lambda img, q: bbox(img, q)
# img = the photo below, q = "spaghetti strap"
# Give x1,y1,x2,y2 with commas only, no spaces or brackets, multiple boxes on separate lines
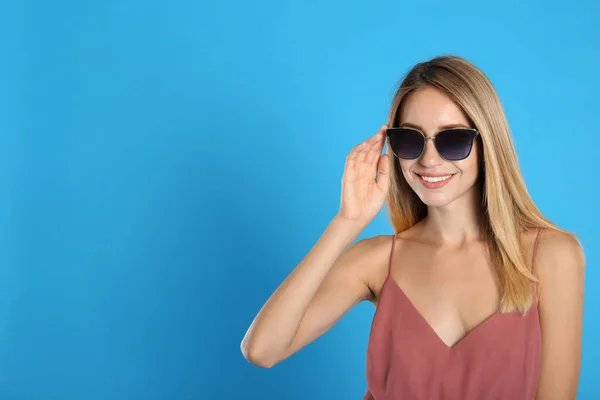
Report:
389,232,398,275
532,228,543,272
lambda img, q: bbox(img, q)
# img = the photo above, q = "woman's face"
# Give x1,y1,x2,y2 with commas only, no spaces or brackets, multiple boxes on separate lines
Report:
395,86,482,208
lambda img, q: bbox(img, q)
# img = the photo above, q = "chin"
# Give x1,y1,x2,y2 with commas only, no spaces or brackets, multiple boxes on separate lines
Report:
416,193,457,208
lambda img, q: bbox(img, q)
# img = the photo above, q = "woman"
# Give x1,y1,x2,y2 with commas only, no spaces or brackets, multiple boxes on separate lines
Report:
240,55,585,399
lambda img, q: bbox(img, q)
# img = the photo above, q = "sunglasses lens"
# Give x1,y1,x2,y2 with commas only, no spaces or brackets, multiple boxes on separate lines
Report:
435,129,477,160
388,128,424,159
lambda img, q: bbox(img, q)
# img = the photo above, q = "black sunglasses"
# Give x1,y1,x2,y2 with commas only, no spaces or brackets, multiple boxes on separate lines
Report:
386,127,480,161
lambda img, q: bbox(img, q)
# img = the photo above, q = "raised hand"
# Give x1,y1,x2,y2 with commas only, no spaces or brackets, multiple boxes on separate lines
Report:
337,124,390,226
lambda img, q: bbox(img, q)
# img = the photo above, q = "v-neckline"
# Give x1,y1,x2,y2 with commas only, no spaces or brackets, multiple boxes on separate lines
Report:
385,276,501,350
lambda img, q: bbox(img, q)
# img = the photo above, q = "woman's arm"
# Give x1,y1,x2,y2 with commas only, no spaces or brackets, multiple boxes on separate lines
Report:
241,220,389,368
240,125,390,368
535,230,586,400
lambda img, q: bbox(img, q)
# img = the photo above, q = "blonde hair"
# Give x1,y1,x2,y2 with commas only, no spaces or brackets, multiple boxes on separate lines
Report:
385,55,576,313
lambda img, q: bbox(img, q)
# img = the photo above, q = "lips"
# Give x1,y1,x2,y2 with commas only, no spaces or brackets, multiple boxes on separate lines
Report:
415,172,455,189
416,173,455,178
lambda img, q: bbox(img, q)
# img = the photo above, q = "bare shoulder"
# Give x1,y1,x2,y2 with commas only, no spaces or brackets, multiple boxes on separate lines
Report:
341,234,395,303
534,228,586,303
535,229,586,271
345,233,394,275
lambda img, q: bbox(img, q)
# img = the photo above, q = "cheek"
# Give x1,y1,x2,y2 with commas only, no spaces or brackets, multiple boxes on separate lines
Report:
454,156,480,181
399,160,416,181
459,144,482,176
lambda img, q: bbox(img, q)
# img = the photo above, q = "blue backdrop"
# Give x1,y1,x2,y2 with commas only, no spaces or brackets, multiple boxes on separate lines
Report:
1,0,598,399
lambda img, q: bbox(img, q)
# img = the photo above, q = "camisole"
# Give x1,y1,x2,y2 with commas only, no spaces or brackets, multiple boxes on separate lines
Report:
363,230,543,399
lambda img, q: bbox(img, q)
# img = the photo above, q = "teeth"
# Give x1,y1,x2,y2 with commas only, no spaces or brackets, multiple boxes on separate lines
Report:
420,175,452,183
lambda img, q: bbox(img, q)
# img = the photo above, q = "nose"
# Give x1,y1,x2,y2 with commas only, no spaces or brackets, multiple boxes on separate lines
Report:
419,137,443,167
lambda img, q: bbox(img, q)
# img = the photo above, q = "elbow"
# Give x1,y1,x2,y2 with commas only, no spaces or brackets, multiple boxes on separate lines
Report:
240,337,278,368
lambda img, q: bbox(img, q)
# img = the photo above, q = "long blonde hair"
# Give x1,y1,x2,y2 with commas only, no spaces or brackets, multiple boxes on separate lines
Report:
386,55,576,313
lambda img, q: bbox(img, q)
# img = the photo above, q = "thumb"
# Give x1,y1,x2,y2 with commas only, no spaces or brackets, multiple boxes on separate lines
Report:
377,153,390,192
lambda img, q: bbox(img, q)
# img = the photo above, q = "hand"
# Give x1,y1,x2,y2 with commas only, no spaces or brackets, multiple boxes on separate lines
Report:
337,125,390,225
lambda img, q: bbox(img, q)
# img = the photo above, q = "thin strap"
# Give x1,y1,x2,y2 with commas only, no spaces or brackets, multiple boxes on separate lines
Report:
389,232,397,275
532,228,543,272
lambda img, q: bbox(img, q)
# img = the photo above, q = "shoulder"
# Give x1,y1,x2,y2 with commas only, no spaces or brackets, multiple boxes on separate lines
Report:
345,234,395,274
344,234,395,302
535,229,585,273
351,233,394,250
534,228,585,304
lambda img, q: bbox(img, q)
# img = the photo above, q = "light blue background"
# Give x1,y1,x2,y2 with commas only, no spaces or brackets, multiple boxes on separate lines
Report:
1,0,598,399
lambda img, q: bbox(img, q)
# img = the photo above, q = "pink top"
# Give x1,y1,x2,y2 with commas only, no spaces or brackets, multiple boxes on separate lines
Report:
364,230,542,399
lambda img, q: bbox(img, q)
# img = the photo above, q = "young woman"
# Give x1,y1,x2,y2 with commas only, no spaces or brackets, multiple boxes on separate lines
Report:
240,55,585,399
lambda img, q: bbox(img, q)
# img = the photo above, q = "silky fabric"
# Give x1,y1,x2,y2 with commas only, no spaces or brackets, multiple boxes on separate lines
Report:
364,230,543,399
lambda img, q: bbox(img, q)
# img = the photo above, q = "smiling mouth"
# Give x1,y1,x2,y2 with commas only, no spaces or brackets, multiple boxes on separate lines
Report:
416,174,454,183
414,173,456,189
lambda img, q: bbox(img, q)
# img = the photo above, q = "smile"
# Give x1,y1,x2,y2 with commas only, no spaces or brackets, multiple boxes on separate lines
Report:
416,173,455,189
419,175,452,182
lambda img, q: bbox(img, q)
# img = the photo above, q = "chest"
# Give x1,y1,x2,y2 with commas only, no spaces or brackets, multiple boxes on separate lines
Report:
380,244,502,348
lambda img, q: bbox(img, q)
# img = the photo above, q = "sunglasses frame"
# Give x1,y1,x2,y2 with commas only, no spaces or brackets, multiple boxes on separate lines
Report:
385,126,480,161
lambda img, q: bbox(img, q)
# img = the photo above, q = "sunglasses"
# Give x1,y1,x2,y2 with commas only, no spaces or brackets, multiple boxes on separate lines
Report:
386,127,480,161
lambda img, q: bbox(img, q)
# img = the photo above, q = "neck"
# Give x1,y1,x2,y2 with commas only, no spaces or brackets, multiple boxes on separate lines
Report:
420,183,484,247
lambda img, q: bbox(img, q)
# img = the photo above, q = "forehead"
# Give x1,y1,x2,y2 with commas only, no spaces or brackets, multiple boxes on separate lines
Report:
399,86,470,131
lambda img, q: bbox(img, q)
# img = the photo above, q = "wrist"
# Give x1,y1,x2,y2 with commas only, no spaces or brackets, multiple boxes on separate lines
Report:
331,214,369,234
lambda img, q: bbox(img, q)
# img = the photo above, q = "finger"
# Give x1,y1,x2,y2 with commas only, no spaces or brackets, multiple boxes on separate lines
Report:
366,126,385,141
354,125,384,155
376,153,390,192
348,126,385,171
355,138,370,165
364,143,382,168
343,158,355,182
367,125,387,145
347,141,363,162
365,129,386,166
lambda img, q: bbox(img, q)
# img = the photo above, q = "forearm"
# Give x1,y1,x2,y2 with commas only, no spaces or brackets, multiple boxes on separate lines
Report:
241,216,364,366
